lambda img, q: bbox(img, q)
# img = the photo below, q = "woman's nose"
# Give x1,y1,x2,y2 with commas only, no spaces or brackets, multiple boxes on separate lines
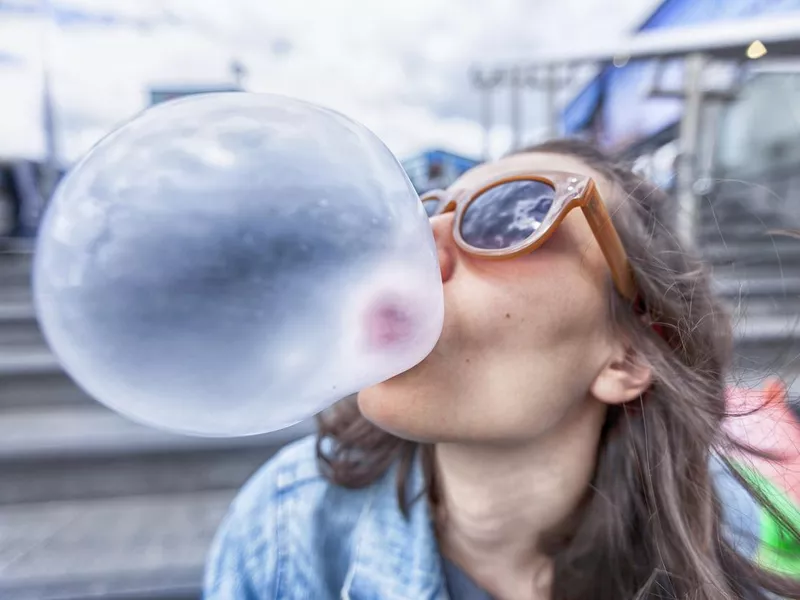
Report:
429,213,456,284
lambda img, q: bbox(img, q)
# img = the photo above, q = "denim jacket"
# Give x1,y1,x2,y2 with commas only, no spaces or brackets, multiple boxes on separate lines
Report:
203,435,760,600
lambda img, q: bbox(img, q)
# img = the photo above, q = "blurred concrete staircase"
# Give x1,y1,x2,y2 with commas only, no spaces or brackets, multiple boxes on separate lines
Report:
698,185,800,394
0,240,315,600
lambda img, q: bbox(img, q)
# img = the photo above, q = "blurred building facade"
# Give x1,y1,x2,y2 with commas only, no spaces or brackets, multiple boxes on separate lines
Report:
563,0,800,206
557,0,800,371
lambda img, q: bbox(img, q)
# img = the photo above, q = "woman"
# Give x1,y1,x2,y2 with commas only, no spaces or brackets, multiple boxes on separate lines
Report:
204,139,800,599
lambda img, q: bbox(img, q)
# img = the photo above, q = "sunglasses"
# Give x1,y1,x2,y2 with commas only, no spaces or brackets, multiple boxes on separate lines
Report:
420,170,637,302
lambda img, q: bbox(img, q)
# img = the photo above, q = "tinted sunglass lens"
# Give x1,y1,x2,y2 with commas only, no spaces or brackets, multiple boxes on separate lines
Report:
460,180,555,250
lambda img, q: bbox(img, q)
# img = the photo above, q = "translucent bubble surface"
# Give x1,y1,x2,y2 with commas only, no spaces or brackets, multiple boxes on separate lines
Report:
33,93,444,436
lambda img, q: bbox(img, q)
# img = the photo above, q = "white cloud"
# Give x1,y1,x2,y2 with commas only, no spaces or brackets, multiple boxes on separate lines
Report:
0,0,656,164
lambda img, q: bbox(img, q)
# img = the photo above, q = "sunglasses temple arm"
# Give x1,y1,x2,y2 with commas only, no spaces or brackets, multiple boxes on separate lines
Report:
582,191,638,302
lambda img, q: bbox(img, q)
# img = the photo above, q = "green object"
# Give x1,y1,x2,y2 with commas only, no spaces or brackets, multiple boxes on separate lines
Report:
734,463,800,577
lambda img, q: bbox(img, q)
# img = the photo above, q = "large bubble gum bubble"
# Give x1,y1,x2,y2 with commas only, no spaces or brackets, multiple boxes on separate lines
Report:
33,93,444,437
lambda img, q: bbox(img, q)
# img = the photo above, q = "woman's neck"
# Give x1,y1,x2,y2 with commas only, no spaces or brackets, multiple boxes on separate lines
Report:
432,397,606,600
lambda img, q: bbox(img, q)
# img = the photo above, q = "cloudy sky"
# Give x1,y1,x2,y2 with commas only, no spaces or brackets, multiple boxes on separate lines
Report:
0,0,657,165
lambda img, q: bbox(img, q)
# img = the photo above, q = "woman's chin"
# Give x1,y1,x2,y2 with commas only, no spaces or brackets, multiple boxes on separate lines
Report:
356,381,434,443
356,342,451,441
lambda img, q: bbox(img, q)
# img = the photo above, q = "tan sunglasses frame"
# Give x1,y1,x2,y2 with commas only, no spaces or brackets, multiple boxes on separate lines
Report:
420,170,637,302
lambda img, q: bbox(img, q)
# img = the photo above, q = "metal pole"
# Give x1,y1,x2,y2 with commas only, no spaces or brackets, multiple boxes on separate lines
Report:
696,101,721,193
525,65,565,143
479,87,492,161
675,52,707,249
509,66,522,152
545,65,559,139
40,0,60,208
470,67,503,161
230,59,247,89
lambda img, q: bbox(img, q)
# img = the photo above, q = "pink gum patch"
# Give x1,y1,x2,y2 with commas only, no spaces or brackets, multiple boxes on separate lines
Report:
364,296,415,350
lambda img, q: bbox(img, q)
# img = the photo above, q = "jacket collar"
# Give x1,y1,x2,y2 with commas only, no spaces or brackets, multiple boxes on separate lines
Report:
342,452,448,600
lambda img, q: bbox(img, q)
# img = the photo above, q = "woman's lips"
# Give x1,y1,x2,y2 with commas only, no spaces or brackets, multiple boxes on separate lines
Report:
364,295,415,350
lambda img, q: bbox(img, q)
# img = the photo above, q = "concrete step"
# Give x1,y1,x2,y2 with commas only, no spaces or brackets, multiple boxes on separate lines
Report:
0,405,315,462
0,283,32,306
697,203,787,224
733,313,800,342
698,223,800,246
697,208,787,227
0,368,94,410
0,490,233,600
713,274,800,316
0,302,44,348
731,313,800,377
724,295,800,319
703,239,800,267
0,252,33,288
699,188,798,215
0,442,279,507
698,202,789,224
714,273,800,296
0,348,94,410
0,237,35,253
711,259,800,283
0,405,316,504
0,347,60,377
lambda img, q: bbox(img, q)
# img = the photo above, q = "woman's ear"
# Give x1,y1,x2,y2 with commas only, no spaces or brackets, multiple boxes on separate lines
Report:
590,342,653,405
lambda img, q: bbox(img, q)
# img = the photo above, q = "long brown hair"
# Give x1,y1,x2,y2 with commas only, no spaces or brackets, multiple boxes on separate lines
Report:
316,139,800,599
